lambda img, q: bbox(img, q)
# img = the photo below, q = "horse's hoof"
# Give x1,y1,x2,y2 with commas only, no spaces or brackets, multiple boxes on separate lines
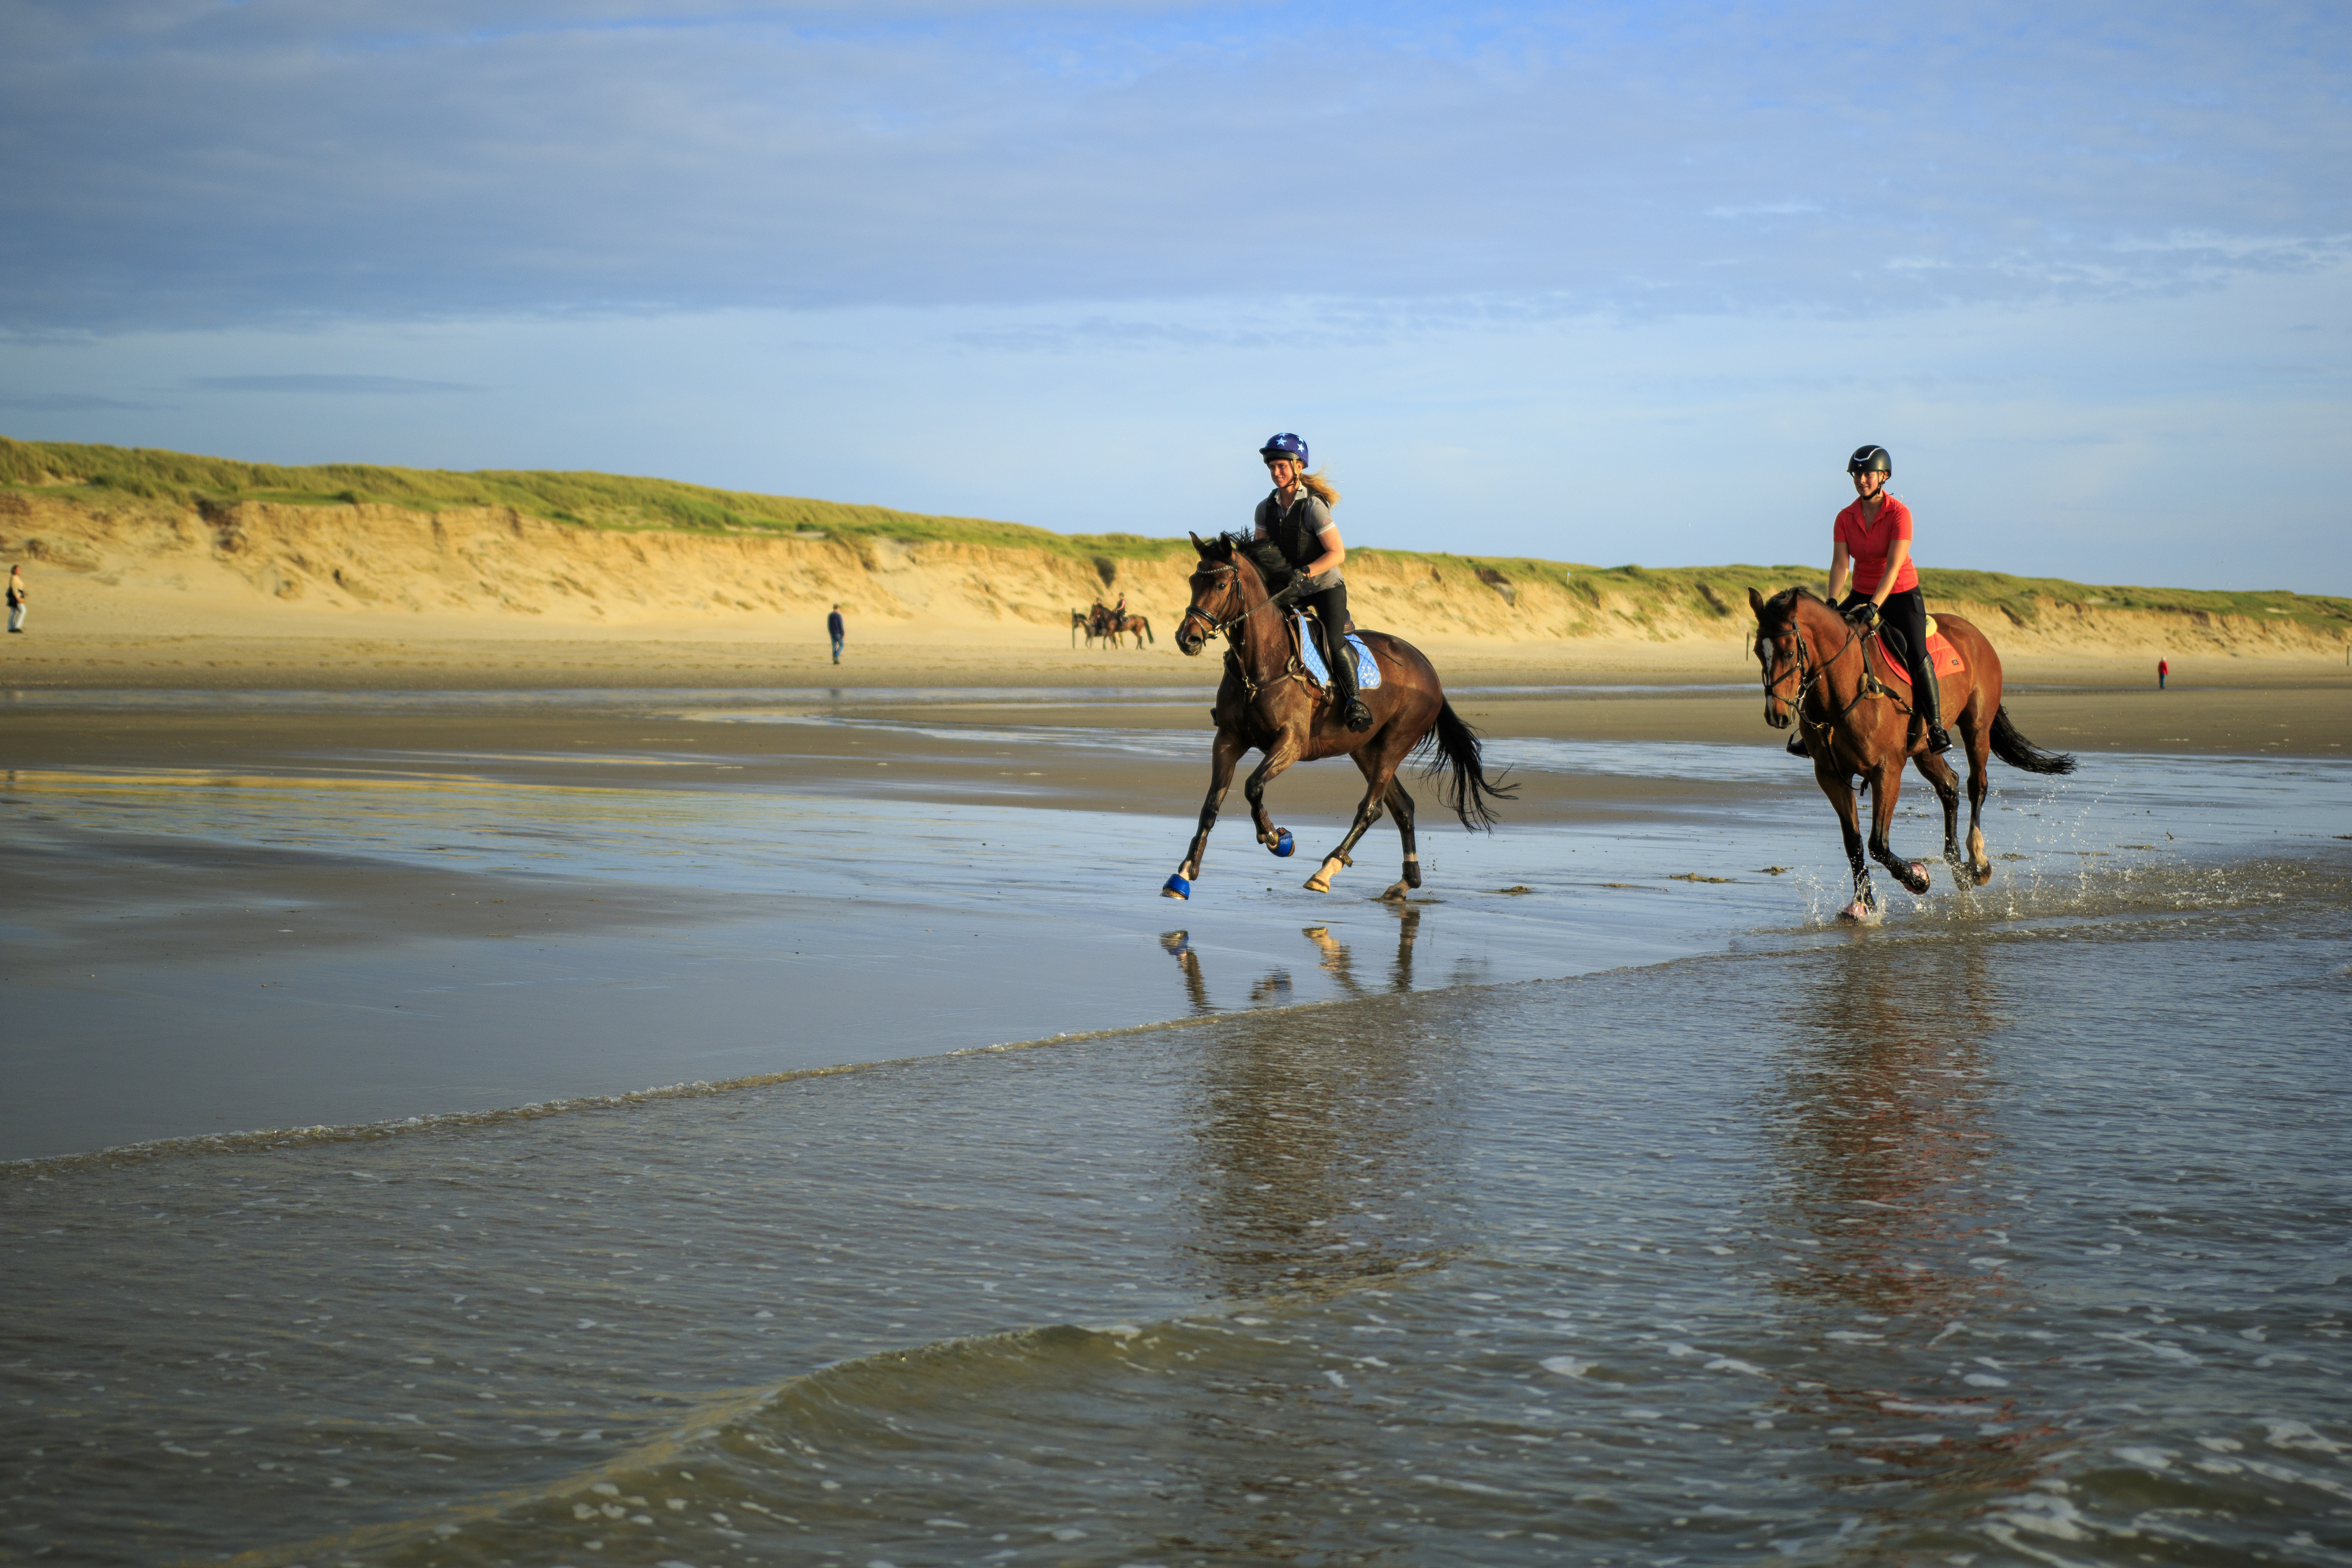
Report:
1838,900,1873,923
1908,861,1930,889
1162,874,1191,900
1269,828,1295,858
1381,881,1411,902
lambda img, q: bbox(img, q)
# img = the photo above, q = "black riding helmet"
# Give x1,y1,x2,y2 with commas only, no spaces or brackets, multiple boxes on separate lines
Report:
1847,444,1892,476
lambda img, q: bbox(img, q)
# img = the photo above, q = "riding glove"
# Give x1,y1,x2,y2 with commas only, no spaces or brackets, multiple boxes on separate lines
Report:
1845,601,1882,631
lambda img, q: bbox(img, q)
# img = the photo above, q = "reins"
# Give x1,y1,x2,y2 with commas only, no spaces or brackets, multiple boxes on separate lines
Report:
1769,605,1913,751
1181,560,1309,703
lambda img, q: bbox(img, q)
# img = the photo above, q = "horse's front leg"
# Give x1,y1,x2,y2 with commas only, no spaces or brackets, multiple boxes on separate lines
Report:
1865,762,1932,895
1164,729,1247,899
1914,750,1966,878
1243,732,1305,857
1817,766,1875,919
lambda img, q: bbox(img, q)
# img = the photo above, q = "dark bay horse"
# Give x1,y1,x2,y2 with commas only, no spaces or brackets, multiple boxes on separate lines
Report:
1166,532,1513,900
1749,585,2075,921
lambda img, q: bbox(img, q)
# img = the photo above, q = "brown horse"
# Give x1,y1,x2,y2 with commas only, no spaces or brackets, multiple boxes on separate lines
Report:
1110,613,1154,649
1165,532,1512,900
1748,585,2075,921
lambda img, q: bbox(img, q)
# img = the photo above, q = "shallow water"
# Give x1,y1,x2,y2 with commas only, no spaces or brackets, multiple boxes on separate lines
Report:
4,692,2349,1563
4,850,2347,1566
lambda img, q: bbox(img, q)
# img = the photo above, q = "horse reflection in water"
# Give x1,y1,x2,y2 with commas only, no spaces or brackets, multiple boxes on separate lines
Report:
1755,932,2071,1519
1158,909,1424,1017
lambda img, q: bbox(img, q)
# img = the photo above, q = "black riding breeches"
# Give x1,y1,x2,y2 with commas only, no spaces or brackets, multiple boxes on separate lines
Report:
1297,582,1359,707
1841,586,1936,714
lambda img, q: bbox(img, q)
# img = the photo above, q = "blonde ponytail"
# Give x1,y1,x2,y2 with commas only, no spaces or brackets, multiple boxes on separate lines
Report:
1301,469,1341,508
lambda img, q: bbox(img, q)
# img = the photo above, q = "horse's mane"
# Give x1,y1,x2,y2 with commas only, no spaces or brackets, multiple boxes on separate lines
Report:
1209,531,1300,591
1759,585,1823,624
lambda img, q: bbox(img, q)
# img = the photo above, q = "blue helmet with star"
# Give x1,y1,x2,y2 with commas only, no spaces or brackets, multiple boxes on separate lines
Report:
1259,432,1309,468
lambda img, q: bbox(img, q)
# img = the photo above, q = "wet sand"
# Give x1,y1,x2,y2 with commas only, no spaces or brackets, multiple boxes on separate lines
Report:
5,677,2348,1160
6,626,2351,705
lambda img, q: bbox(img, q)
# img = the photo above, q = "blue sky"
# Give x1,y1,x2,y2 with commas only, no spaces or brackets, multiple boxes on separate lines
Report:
3,1,2347,588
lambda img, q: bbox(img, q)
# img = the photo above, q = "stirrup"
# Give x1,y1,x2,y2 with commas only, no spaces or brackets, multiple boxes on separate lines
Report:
1786,732,1809,757
1926,725,1954,755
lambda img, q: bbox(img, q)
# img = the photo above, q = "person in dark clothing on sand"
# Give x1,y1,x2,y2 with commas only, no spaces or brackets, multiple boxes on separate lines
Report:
827,604,845,665
1252,432,1371,732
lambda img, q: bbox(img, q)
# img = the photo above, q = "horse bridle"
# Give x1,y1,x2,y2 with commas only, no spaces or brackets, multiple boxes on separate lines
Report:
1761,610,1880,739
1178,560,1283,641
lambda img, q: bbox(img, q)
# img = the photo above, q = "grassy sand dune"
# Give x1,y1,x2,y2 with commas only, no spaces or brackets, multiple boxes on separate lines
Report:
4,436,2347,679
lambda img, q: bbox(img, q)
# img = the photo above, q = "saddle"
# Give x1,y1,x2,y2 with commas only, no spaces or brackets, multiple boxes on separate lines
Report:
1286,609,1381,693
1870,615,1965,690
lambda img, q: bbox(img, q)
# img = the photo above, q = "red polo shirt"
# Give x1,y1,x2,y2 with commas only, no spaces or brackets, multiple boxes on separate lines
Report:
1835,495,1918,595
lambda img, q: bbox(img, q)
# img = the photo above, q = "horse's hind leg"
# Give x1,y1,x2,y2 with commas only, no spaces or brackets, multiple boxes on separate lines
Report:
1380,775,1420,901
1915,750,1966,876
1865,762,1932,895
1165,729,1246,898
1308,742,1403,894
1962,717,1994,885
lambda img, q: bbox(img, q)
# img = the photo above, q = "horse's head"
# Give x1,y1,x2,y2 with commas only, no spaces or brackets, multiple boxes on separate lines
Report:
1748,585,1815,730
1175,531,1257,655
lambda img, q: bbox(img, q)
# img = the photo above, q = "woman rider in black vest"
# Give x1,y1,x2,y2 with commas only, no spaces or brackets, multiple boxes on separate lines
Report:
1254,432,1372,732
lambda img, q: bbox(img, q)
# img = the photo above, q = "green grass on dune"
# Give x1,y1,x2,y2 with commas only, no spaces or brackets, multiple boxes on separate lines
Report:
4,435,2347,630
0,434,1193,567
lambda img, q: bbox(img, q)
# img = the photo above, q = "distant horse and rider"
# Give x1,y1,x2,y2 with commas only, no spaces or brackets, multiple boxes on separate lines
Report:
1072,597,1154,651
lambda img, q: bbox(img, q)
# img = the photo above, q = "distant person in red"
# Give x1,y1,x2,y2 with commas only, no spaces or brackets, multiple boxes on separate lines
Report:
1788,445,1950,757
2158,658,2168,690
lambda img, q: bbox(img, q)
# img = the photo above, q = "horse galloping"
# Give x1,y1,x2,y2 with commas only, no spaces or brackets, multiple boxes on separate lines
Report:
1165,532,1513,900
1748,585,2074,921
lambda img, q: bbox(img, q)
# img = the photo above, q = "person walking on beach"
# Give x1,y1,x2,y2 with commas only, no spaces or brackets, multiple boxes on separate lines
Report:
1788,444,1951,757
827,603,845,665
1253,432,1371,731
5,564,24,634
2158,658,2168,690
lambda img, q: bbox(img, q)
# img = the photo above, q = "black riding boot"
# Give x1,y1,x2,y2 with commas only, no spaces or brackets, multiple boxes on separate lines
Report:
1302,589,1372,732
1786,731,1809,757
1325,628,1372,731
1919,691,1957,757
1919,679,1953,754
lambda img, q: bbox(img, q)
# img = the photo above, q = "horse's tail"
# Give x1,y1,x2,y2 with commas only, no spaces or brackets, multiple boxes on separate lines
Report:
1416,698,1517,830
1140,616,1154,645
1989,705,2076,775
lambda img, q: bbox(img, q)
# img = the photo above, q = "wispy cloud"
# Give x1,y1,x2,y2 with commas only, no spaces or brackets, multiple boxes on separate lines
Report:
0,391,172,412
2,2,2344,331
189,374,483,395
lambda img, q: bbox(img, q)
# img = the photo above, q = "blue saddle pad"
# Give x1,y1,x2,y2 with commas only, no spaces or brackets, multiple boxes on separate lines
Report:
1291,613,1381,692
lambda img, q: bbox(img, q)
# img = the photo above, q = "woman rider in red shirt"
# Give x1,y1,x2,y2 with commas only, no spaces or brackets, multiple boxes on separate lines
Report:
1789,444,1953,757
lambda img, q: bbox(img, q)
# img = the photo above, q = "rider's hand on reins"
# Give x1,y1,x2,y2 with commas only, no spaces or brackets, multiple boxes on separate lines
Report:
1845,601,1881,631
